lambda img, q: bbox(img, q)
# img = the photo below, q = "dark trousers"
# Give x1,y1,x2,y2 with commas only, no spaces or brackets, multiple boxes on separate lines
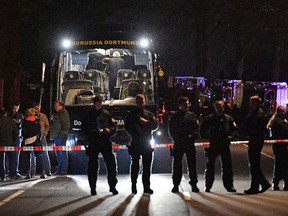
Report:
172,144,198,186
0,152,14,179
272,143,288,184
21,150,44,174
248,140,269,189
205,145,234,189
130,151,153,189
87,150,118,190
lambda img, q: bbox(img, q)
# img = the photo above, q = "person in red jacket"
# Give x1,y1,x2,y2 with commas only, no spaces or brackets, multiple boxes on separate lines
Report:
21,108,45,179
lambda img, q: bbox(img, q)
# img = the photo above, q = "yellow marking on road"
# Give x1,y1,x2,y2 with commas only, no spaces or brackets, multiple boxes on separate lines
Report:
0,178,47,207
0,190,25,207
26,179,42,188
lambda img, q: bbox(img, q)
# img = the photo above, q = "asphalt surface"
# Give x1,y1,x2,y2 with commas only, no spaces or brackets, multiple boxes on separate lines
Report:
1,144,288,216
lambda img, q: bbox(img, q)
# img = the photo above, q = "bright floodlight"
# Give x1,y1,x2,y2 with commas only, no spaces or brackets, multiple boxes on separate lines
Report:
140,38,149,48
62,39,71,48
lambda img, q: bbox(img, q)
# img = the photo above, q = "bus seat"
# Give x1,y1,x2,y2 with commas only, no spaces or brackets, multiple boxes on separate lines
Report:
64,89,84,105
64,71,83,81
120,80,144,99
84,70,102,86
75,90,95,104
136,69,151,80
62,80,94,105
116,69,134,87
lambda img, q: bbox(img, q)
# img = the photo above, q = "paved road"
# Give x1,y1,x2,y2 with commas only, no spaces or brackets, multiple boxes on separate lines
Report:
1,143,288,216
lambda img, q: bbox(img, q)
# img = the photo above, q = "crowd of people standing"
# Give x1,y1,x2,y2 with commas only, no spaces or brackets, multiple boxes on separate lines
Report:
1,93,288,197
0,100,70,181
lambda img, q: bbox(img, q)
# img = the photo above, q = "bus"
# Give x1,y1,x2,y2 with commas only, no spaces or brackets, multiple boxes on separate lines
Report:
48,33,168,173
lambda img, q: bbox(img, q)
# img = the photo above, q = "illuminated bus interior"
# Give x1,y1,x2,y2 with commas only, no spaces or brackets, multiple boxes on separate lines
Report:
58,48,155,107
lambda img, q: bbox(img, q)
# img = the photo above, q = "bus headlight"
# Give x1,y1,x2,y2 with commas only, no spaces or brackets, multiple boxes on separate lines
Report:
140,38,149,48
62,39,72,49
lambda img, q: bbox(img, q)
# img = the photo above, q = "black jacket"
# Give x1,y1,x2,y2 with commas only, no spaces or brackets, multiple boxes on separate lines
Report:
125,107,158,153
82,108,116,149
0,116,18,146
169,110,199,145
201,113,236,146
268,116,288,139
22,116,41,144
245,108,268,141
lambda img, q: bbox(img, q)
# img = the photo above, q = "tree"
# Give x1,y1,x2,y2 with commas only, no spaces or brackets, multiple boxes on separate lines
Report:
0,0,25,106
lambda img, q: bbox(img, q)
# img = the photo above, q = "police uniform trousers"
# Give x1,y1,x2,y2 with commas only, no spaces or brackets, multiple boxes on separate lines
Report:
248,139,270,189
205,145,234,190
172,143,198,186
87,148,118,191
130,151,153,189
272,143,288,184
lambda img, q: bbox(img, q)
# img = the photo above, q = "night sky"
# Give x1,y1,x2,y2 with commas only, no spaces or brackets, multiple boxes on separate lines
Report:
2,0,288,83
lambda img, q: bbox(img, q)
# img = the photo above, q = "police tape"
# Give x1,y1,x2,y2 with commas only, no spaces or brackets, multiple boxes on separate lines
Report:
0,139,288,151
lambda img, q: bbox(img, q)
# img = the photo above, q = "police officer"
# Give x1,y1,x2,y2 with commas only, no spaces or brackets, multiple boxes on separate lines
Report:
169,97,200,193
125,94,158,194
201,100,237,193
267,106,288,190
244,95,271,194
82,96,118,196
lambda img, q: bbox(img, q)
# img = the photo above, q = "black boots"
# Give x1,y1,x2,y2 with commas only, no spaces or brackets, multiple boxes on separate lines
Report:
244,187,259,194
192,185,200,193
144,187,154,194
225,186,237,192
132,184,137,194
260,181,271,193
171,185,179,193
273,181,288,191
132,183,153,194
272,183,280,191
91,188,97,196
171,185,200,193
110,187,118,195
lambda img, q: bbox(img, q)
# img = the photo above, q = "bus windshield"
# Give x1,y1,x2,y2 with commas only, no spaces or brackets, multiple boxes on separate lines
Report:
57,47,155,107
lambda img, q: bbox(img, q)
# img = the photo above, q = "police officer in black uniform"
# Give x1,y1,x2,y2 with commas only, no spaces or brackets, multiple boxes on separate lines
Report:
201,100,237,193
169,97,200,193
267,106,288,190
244,95,271,194
125,94,158,194
82,96,118,196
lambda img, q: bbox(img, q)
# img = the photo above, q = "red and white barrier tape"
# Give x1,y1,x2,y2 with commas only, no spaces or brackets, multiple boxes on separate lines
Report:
0,139,287,151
